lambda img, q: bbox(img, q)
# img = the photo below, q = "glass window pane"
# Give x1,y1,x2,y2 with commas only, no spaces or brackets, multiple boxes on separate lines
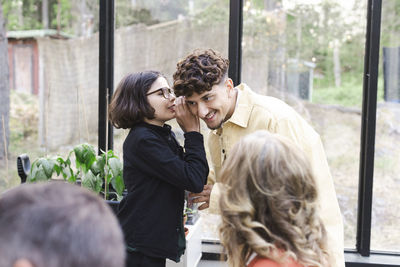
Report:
371,0,400,252
242,0,367,249
113,0,230,156
1,1,99,192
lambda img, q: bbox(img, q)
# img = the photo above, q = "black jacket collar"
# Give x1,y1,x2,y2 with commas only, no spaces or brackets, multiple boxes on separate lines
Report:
135,121,172,136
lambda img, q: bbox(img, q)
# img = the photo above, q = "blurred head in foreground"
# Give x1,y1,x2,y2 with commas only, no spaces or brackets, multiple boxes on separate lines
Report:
0,182,125,267
219,130,328,267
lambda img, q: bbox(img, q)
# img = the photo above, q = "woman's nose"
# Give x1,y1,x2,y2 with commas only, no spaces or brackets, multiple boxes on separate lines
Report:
169,92,176,101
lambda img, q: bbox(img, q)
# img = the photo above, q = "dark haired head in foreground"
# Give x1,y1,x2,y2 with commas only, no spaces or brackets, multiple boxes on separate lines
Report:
0,182,125,267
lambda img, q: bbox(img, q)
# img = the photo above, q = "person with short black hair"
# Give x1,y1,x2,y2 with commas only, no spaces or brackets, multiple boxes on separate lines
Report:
109,71,208,267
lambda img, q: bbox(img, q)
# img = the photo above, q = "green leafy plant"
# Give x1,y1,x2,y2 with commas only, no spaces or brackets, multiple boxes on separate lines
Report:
27,143,125,200
184,207,196,218
183,197,199,225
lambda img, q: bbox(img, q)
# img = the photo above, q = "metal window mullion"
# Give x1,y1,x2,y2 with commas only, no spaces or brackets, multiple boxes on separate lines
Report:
98,0,114,154
357,0,382,256
228,0,243,86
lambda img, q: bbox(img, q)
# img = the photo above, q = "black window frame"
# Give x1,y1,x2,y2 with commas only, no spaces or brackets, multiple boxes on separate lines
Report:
98,0,400,265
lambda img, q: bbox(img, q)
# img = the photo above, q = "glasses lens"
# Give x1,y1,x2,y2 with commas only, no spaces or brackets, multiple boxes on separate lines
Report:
162,88,173,99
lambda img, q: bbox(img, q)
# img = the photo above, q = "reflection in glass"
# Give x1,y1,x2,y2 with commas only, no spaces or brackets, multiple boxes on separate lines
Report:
2,2,101,193
113,0,230,155
242,0,368,249
371,0,400,252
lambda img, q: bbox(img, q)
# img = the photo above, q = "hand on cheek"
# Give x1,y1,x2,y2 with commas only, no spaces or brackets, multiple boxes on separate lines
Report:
175,97,200,133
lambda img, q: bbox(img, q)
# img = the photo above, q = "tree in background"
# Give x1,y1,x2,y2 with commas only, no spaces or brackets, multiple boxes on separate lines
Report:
1,0,192,36
129,0,188,22
0,0,9,160
381,0,400,47
2,0,79,35
285,0,366,88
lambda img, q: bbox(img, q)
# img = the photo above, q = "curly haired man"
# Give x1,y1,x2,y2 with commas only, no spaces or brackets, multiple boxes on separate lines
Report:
173,49,345,267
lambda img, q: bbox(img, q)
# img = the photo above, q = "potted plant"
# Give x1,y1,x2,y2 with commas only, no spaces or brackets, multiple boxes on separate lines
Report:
184,191,200,226
23,143,125,213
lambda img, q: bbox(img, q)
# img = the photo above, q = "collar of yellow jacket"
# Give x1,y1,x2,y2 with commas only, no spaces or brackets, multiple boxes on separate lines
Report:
225,83,253,128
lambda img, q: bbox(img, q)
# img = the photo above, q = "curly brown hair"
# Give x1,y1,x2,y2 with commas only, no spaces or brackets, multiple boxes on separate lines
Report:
173,49,229,97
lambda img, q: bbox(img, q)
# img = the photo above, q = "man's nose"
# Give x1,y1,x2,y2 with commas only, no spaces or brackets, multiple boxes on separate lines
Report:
197,103,209,118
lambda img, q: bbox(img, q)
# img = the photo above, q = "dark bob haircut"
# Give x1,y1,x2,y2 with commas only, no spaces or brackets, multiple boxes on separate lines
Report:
173,49,229,97
109,71,164,129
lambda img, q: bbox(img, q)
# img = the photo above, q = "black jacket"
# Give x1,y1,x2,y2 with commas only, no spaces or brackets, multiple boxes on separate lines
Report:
117,122,208,261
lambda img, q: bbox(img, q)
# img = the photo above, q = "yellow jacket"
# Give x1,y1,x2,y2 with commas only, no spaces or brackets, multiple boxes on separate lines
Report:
207,83,344,267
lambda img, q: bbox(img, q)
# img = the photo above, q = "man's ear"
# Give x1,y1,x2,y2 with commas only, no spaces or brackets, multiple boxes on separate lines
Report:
225,78,234,90
13,259,34,267
225,78,235,98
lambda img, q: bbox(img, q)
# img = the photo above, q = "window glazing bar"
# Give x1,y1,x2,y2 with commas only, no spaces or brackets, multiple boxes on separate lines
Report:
98,0,114,154
228,0,243,86
357,0,382,256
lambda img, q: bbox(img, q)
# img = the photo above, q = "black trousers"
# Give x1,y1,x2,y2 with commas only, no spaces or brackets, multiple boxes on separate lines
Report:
126,251,166,267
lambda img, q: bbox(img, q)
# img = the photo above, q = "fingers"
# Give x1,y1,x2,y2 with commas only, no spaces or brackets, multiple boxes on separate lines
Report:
189,184,212,198
188,184,211,210
189,192,200,198
189,191,207,198
204,184,213,191
175,96,186,114
191,196,209,203
198,202,209,210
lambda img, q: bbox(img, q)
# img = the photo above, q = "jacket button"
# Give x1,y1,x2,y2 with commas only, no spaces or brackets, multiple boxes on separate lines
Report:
176,228,180,232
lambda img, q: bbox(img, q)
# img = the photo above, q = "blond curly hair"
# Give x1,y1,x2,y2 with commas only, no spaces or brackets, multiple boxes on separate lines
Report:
219,131,328,267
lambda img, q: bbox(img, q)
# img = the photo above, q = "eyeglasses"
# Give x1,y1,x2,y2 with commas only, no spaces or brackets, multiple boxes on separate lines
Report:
146,87,175,99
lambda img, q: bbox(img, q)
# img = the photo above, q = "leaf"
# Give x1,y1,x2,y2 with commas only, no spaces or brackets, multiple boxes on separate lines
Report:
75,160,81,169
67,171,76,183
81,170,103,194
94,175,103,193
56,157,64,164
74,144,96,174
105,173,112,185
74,144,85,165
62,166,72,179
111,173,125,197
27,160,39,182
107,150,115,158
39,158,56,179
35,166,49,182
91,156,105,176
83,146,96,169
53,164,62,176
108,157,122,178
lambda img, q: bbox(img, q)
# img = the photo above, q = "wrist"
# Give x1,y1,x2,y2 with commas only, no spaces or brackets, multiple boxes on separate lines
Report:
185,126,200,133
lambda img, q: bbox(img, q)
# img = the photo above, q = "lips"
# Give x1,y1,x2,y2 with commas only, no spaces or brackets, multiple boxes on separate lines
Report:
205,111,216,121
168,105,175,112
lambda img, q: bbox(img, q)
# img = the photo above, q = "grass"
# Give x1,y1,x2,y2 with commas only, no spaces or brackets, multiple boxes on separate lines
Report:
312,73,385,107
0,92,44,193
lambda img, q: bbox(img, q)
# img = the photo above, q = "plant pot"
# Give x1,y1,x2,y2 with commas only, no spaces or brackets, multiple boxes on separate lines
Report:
184,227,189,237
183,214,188,226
